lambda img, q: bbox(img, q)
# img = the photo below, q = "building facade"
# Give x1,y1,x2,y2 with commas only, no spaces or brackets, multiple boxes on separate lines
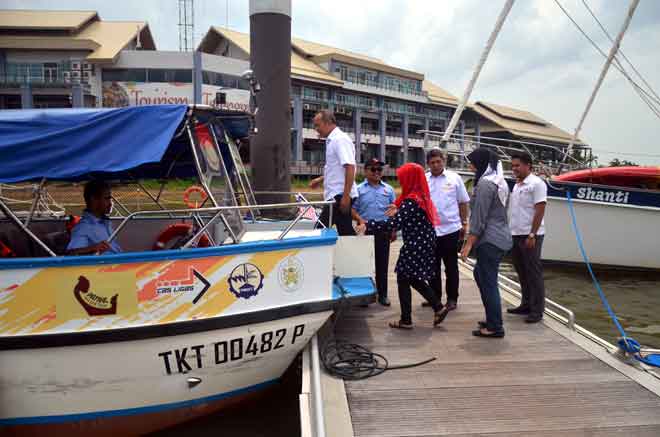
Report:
1,10,589,172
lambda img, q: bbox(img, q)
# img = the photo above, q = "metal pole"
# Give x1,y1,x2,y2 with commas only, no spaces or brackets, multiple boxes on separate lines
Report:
563,0,640,162
249,0,292,211
439,0,515,146
310,334,326,437
24,178,46,228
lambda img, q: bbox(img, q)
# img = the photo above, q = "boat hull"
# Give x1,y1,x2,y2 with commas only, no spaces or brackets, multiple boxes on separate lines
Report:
542,182,660,270
0,310,331,436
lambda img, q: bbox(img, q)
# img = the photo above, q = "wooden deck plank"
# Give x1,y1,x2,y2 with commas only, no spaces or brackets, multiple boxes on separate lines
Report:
337,242,660,437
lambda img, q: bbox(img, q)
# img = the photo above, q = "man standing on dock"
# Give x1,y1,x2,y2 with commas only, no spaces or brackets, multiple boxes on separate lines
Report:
310,110,358,235
423,148,470,319
508,152,547,323
353,158,397,306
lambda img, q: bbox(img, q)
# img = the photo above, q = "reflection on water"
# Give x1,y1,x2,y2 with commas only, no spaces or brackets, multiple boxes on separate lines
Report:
502,263,660,349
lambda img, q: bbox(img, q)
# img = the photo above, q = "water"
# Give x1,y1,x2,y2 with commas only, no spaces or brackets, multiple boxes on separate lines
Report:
502,263,660,349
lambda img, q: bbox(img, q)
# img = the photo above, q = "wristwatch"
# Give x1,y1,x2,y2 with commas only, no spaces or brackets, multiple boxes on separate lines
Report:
528,233,536,239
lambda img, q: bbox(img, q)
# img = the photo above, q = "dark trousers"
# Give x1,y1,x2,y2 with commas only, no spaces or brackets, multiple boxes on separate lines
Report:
397,273,439,325
371,229,391,300
473,243,506,333
429,230,460,305
511,235,545,317
318,194,356,236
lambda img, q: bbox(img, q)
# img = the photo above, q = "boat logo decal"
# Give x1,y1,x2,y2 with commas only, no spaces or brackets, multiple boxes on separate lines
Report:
228,263,264,299
278,256,304,293
73,275,118,316
155,268,211,304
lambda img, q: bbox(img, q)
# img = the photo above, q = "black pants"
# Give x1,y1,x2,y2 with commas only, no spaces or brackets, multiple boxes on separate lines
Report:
397,274,439,325
318,194,356,236
511,235,545,318
371,229,391,300
429,230,460,305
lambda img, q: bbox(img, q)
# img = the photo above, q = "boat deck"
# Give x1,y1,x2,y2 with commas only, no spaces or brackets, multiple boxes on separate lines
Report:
333,244,660,436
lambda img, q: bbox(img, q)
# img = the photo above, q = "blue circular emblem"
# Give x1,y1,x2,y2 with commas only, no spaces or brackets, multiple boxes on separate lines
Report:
228,263,264,299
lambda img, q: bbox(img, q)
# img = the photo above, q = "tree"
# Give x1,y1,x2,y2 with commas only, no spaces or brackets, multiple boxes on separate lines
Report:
608,158,638,167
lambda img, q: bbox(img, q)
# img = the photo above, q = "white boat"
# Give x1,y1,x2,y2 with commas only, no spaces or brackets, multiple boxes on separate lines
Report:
0,105,374,435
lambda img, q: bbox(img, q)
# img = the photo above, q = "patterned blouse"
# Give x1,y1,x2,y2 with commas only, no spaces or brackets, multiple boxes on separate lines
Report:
367,199,437,281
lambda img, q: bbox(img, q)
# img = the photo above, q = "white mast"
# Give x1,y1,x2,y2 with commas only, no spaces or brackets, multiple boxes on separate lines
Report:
439,0,516,146
563,0,640,163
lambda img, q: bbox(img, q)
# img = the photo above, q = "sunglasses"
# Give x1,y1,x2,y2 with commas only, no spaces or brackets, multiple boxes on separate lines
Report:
369,167,383,172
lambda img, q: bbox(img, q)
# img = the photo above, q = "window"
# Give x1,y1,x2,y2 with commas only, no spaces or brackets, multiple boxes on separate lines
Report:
43,63,58,83
147,69,192,83
102,69,147,82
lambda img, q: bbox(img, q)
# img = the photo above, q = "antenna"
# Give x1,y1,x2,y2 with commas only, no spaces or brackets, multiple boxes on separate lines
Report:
178,0,195,51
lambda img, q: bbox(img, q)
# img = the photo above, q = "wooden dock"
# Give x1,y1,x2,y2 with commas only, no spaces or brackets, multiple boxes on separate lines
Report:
331,244,660,436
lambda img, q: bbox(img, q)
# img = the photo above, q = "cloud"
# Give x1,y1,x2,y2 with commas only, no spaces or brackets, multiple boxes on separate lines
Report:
6,0,660,163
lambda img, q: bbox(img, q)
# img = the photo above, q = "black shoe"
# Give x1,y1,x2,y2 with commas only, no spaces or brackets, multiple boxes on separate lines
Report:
445,300,457,311
525,315,543,324
507,306,530,315
378,297,391,307
422,299,442,308
472,328,505,338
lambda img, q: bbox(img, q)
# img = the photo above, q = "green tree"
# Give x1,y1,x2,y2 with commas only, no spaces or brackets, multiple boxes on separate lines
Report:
608,158,638,167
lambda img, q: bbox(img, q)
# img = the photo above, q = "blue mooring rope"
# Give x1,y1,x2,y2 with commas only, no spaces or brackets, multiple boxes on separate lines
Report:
565,191,659,366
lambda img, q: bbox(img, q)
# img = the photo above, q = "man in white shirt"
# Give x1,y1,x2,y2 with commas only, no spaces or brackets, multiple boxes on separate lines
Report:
309,110,358,235
507,152,547,323
422,149,470,320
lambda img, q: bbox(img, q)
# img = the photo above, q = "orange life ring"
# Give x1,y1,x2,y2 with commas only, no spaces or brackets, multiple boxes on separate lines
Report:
0,241,15,258
153,223,211,250
183,185,208,209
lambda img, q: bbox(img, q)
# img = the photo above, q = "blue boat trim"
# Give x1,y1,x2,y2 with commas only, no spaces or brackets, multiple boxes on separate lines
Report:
0,229,338,270
333,277,376,300
0,378,278,426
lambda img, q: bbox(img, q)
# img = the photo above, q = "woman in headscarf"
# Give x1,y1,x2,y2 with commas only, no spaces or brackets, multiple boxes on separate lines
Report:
358,163,444,329
460,148,512,338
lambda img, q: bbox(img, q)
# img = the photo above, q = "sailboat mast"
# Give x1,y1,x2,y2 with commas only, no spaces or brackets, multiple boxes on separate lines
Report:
563,0,640,163
439,0,516,146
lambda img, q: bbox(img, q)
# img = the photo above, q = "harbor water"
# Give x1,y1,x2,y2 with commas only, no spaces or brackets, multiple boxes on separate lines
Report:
502,263,660,349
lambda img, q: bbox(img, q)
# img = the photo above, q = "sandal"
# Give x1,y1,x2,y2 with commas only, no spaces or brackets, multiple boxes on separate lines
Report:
434,307,449,326
389,320,413,330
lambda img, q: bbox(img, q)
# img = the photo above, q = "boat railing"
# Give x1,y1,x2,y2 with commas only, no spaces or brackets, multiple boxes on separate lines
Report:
419,130,591,172
107,200,335,249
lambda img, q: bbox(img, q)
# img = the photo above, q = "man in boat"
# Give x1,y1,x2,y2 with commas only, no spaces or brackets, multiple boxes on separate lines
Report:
66,180,122,255
352,158,397,307
508,152,547,323
309,110,358,235
422,148,470,320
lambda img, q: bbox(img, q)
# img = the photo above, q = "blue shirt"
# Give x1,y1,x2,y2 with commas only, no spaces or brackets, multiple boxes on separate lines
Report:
353,180,396,222
67,211,122,254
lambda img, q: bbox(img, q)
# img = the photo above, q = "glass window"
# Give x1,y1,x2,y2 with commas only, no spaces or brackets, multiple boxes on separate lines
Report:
146,69,191,83
103,69,147,82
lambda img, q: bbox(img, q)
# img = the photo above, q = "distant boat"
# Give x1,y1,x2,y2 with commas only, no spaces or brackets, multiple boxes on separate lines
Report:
554,166,660,190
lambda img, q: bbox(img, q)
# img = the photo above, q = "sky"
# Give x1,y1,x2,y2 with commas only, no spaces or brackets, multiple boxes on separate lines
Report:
6,0,660,165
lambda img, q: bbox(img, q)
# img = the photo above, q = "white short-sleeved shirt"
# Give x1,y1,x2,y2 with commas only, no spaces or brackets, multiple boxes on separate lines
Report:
323,126,358,201
509,173,547,236
426,170,470,237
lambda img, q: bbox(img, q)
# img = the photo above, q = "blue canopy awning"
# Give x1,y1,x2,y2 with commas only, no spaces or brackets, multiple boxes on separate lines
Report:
0,105,188,183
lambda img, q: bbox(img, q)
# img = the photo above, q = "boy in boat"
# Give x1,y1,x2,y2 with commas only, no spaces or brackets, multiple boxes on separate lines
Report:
66,180,122,255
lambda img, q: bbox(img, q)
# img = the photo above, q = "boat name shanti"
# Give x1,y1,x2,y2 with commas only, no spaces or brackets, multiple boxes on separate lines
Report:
576,187,630,204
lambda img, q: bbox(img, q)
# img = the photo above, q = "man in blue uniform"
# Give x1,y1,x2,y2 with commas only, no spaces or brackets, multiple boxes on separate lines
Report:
353,158,396,306
67,180,122,255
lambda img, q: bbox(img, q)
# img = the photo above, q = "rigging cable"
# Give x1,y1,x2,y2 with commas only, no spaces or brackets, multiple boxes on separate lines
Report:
553,0,660,121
